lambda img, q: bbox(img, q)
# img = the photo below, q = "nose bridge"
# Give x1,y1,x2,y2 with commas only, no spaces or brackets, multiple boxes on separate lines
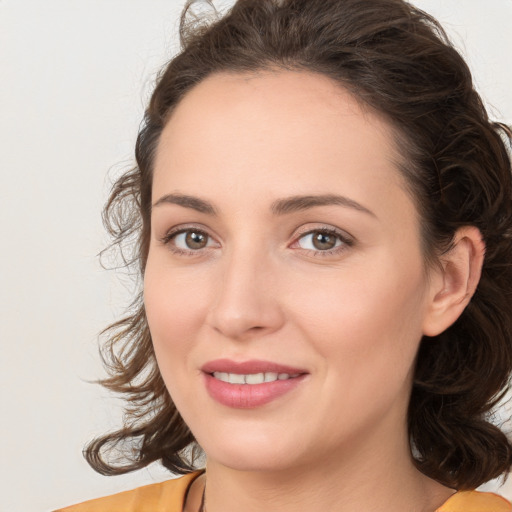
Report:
207,237,284,340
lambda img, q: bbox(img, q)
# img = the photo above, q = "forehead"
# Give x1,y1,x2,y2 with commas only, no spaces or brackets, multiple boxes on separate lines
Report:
157,69,398,161
153,70,411,220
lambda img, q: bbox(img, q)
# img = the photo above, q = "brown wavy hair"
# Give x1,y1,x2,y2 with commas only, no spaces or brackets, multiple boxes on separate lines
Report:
85,0,512,490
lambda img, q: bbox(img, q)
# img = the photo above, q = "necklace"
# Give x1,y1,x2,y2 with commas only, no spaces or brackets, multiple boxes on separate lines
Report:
198,482,206,512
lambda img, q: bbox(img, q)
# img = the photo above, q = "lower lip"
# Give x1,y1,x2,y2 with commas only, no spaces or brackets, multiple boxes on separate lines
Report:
203,373,307,409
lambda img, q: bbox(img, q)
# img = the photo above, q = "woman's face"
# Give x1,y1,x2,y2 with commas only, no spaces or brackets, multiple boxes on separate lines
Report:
144,70,437,472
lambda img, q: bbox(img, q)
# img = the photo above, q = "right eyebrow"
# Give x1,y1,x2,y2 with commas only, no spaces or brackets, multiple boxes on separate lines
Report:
152,193,218,215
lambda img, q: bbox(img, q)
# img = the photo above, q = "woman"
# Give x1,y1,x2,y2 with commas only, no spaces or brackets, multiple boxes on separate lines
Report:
56,0,512,510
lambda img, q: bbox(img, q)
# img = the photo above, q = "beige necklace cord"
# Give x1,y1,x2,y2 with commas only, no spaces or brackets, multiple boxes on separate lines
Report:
199,481,206,512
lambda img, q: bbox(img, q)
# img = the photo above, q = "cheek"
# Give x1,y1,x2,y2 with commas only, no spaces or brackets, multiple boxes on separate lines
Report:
286,260,428,435
288,255,428,372
143,258,211,375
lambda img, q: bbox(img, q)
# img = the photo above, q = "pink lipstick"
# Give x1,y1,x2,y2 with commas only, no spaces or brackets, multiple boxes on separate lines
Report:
201,359,308,409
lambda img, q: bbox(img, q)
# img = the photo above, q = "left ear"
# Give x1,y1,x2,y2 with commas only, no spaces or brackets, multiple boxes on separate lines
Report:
422,226,485,337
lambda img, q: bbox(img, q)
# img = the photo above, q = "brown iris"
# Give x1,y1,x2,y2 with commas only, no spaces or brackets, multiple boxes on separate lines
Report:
185,231,208,249
312,232,338,250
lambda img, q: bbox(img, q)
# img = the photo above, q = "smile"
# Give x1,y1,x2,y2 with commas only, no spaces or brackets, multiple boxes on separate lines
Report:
202,359,308,408
212,372,301,384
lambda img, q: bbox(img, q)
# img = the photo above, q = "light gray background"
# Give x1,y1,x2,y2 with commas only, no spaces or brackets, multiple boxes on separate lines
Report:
1,1,511,511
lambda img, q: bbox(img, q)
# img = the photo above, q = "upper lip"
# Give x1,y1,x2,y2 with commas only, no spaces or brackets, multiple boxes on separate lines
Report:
201,359,308,375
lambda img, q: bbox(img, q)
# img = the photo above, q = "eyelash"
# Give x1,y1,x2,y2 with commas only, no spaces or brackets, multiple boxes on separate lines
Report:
292,227,354,257
159,225,354,258
160,227,217,257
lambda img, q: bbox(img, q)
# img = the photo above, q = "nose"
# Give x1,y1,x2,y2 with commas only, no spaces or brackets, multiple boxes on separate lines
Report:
205,247,285,341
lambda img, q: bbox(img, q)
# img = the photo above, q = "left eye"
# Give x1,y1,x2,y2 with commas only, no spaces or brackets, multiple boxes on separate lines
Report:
296,231,343,251
172,230,215,250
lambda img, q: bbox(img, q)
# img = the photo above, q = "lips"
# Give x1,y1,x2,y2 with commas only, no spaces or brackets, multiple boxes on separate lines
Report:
201,359,307,375
201,359,308,409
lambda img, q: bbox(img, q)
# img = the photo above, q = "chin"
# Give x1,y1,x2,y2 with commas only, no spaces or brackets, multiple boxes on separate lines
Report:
198,429,299,472
210,452,296,473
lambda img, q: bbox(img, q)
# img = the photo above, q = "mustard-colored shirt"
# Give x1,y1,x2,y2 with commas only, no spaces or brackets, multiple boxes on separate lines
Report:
55,471,512,512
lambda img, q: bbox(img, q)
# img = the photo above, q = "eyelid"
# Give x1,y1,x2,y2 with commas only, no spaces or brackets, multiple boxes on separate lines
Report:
160,222,216,239
292,225,354,244
289,225,355,255
159,224,220,255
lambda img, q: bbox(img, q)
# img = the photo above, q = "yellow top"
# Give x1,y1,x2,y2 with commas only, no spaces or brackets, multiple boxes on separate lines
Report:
54,471,512,512
437,490,511,512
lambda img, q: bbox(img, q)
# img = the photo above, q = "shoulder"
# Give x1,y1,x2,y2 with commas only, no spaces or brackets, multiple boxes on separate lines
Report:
436,490,512,512
53,471,203,512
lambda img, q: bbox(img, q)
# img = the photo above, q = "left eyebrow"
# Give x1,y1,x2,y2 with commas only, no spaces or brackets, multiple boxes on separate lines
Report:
270,194,376,217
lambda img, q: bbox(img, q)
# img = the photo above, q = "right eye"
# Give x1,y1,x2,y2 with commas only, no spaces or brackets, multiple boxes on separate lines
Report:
173,230,210,250
161,228,218,255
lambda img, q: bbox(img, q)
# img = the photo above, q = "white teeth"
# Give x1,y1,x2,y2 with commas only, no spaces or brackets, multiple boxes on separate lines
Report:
229,373,246,384
215,372,229,382
212,372,297,384
245,373,265,384
264,372,278,382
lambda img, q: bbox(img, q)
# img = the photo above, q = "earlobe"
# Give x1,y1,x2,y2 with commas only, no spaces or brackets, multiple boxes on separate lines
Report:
422,226,485,337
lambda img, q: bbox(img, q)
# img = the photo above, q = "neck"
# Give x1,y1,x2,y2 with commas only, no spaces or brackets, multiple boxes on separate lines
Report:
196,425,453,512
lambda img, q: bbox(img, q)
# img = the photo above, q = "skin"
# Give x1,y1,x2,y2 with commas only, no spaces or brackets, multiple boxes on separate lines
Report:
144,70,484,512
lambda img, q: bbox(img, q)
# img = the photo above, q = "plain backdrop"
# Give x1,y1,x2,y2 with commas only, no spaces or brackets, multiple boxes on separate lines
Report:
1,1,511,511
